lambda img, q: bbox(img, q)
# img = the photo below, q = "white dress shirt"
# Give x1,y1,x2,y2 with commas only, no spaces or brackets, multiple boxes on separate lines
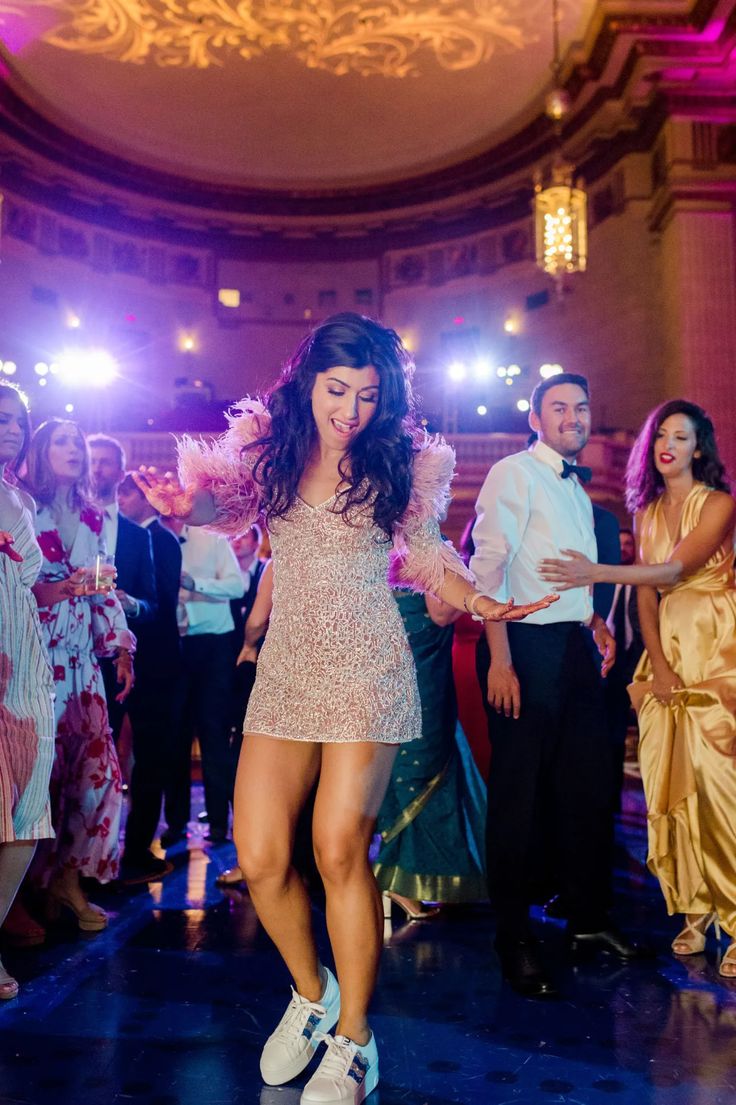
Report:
239,557,261,595
101,501,118,556
179,525,244,637
606,584,634,649
470,439,597,625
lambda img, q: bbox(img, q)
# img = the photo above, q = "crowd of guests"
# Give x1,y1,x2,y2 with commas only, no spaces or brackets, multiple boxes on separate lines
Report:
0,393,269,972
0,319,735,1103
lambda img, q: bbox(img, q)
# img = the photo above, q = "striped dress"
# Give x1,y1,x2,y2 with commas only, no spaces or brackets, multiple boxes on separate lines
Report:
0,493,55,842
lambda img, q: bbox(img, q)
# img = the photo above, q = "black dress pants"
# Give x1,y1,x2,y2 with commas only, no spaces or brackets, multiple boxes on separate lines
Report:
101,657,125,743
166,632,235,837
229,658,257,795
124,674,181,858
477,622,615,934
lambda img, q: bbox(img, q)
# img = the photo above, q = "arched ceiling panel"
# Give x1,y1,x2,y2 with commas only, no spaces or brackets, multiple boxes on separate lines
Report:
0,0,597,188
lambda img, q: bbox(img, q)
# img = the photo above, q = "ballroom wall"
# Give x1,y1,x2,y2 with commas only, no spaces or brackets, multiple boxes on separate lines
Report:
2,129,733,469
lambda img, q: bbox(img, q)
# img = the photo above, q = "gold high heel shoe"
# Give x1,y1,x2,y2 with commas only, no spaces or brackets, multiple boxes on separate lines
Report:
382,891,440,923
719,940,736,978
46,888,108,933
671,912,720,956
215,866,245,887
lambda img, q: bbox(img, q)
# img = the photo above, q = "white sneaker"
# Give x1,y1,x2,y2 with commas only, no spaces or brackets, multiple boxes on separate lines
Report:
300,1032,379,1104
259,968,340,1086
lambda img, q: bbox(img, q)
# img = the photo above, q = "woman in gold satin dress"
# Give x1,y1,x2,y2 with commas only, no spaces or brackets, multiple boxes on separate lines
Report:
539,399,736,979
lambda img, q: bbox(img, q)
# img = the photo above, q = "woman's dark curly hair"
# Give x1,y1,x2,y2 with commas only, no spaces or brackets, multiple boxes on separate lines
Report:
252,312,418,538
625,398,730,513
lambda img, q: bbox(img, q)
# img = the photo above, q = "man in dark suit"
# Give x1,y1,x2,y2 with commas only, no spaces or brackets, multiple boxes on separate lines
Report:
603,527,644,808
592,504,622,621
228,525,268,751
115,473,183,882
88,434,157,738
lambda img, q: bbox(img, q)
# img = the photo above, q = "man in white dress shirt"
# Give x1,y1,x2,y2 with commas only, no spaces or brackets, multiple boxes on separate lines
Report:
471,374,647,998
89,434,157,741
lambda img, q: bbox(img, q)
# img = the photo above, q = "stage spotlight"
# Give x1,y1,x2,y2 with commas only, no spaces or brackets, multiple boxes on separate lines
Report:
539,363,564,378
508,364,521,377
517,398,531,412
38,378,48,388
496,366,507,378
477,405,488,416
472,357,492,382
34,362,49,376
49,362,60,375
57,349,118,387
64,403,74,413
67,313,81,330
447,361,467,383
2,361,17,376
505,378,513,386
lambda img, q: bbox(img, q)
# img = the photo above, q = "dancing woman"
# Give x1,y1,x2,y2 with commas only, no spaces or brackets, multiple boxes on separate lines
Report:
539,399,736,978
138,313,554,1103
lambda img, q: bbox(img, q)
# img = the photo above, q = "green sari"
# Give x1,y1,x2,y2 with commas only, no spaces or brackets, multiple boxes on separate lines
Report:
373,591,487,902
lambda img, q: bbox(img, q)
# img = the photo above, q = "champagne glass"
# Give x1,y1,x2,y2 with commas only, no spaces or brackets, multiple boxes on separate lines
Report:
85,553,116,593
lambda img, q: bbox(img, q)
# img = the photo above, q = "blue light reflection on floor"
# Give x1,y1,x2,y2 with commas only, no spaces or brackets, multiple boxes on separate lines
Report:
1,779,736,1105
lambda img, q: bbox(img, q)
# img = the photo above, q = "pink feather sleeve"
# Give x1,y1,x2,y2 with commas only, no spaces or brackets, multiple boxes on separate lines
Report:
177,398,270,536
388,435,474,595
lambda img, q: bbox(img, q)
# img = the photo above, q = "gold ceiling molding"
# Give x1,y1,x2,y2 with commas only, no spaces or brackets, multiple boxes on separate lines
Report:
13,0,547,77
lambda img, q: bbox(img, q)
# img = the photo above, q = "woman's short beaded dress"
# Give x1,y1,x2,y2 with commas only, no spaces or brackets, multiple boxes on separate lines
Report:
179,400,473,745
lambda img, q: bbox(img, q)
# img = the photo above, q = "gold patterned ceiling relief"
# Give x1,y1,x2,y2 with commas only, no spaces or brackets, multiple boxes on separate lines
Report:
16,0,550,76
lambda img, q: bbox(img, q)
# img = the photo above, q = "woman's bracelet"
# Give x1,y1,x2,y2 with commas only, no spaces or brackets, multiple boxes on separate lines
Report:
463,592,488,622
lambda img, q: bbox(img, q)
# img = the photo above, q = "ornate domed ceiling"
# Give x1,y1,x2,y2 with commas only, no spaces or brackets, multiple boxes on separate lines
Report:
0,0,596,189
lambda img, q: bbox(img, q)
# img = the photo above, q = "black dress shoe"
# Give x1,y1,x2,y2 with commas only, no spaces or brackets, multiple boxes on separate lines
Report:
160,827,186,849
120,853,174,886
567,926,656,960
495,934,560,999
543,894,570,920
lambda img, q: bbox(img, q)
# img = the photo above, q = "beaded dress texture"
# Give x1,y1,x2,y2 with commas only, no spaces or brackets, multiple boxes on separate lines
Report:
178,400,473,745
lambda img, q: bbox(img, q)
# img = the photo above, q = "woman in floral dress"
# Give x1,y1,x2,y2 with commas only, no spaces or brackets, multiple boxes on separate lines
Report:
23,419,134,931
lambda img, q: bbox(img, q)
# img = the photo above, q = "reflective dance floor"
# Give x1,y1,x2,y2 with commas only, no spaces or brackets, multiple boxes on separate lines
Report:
2,776,735,1105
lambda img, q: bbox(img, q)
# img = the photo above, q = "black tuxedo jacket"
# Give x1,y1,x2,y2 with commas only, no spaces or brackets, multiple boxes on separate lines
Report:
592,504,622,621
230,558,267,644
114,513,157,625
133,518,182,682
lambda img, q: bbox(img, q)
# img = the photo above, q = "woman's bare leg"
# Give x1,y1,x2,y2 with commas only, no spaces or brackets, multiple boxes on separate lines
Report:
312,742,398,1044
0,841,36,927
233,734,322,1000
0,841,36,984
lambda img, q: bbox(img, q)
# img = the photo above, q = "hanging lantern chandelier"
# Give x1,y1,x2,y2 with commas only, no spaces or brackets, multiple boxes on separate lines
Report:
533,0,587,286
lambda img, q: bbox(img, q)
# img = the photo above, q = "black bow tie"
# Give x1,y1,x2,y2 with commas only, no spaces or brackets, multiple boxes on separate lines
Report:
561,459,592,484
